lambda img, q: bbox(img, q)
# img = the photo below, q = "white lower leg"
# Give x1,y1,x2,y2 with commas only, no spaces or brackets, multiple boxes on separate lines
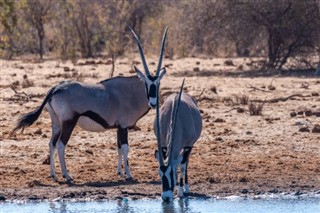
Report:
117,146,124,177
49,143,57,181
122,144,132,178
178,163,186,197
184,184,190,193
57,141,72,181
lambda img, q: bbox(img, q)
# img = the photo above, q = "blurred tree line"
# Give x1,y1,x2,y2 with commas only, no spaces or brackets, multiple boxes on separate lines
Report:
0,0,319,70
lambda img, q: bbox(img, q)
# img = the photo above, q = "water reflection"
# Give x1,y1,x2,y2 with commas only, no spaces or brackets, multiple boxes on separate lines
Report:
3,197,319,213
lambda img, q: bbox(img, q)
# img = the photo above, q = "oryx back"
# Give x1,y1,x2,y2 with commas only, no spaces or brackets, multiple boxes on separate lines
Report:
49,77,148,132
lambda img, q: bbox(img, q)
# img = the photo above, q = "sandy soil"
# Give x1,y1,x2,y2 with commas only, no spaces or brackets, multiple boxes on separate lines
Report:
0,57,319,201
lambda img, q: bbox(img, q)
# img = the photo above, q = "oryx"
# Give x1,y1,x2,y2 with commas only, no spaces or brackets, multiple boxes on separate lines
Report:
11,27,168,182
154,79,202,201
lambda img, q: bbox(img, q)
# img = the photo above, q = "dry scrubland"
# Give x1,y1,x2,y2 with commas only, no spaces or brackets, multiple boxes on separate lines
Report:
0,57,319,201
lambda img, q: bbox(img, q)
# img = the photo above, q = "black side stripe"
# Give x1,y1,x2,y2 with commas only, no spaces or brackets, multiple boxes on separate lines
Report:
81,111,111,129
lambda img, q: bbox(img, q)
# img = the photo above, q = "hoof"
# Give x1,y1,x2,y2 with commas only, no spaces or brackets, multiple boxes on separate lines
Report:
125,177,135,182
63,174,73,182
50,175,58,182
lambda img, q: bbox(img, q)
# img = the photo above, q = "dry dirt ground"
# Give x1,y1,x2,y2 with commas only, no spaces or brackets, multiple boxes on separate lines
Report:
0,57,319,201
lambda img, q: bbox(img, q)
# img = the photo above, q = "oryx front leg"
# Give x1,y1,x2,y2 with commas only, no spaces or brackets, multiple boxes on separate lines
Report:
117,145,124,178
117,128,132,179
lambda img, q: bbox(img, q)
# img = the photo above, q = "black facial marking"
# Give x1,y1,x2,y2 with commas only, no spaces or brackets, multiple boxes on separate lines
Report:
147,75,158,81
149,84,156,98
81,111,111,129
117,127,128,149
160,165,174,192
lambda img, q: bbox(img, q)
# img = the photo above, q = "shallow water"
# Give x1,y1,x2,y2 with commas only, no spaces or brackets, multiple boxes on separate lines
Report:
1,197,319,213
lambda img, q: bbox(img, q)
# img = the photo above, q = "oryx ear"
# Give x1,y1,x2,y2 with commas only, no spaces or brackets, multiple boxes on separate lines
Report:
154,150,159,162
158,67,166,81
134,66,147,81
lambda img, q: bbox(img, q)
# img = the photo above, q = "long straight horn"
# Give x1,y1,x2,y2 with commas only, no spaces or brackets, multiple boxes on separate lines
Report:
156,84,164,166
128,26,150,76
156,27,168,76
167,79,185,164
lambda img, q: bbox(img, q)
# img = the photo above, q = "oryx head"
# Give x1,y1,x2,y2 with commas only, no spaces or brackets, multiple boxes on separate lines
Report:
155,79,185,202
129,26,168,108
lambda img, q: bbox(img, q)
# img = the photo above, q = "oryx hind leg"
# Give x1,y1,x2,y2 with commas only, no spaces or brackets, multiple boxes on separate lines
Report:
57,117,78,182
47,105,61,182
117,127,132,179
178,147,192,197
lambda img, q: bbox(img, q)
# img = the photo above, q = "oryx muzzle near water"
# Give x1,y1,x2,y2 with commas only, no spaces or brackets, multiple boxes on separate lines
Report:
11,27,168,182
154,80,202,201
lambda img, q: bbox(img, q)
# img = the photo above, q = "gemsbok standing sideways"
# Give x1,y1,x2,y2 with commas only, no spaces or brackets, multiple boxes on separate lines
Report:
11,26,168,182
154,79,202,201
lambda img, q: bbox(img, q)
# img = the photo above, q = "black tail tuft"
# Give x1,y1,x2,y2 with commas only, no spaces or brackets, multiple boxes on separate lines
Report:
11,107,42,134
11,86,56,135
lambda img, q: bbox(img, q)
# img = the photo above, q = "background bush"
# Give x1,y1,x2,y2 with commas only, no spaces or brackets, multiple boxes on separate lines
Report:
0,0,319,70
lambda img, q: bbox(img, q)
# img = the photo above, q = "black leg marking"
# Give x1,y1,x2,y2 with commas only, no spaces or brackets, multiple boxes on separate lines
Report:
60,116,79,145
180,177,183,187
117,127,128,148
162,147,168,159
51,131,60,147
181,147,192,164
185,161,189,185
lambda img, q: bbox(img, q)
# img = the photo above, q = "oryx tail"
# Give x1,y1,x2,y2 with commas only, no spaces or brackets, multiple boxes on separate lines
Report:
12,87,55,133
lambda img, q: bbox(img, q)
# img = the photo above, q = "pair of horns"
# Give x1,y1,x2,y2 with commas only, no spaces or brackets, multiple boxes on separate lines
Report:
157,79,185,166
128,26,168,77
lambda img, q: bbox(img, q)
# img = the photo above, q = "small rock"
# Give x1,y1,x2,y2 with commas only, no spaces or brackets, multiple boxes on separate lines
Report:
216,137,223,142
193,67,200,72
85,149,94,155
268,85,276,90
237,108,245,113
311,92,319,96
297,111,304,115
224,60,234,66
42,155,50,165
34,129,42,135
294,191,303,196
268,189,279,193
299,127,310,132
196,61,200,65
240,189,248,194
0,195,6,201
63,67,71,72
312,124,320,133
239,177,248,182
246,131,252,135
290,112,297,117
133,126,141,131
214,118,225,123
305,110,313,117
28,195,39,200
313,112,320,117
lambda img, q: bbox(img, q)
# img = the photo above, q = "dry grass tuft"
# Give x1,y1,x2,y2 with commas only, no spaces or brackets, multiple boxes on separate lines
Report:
248,102,264,116
233,93,249,105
